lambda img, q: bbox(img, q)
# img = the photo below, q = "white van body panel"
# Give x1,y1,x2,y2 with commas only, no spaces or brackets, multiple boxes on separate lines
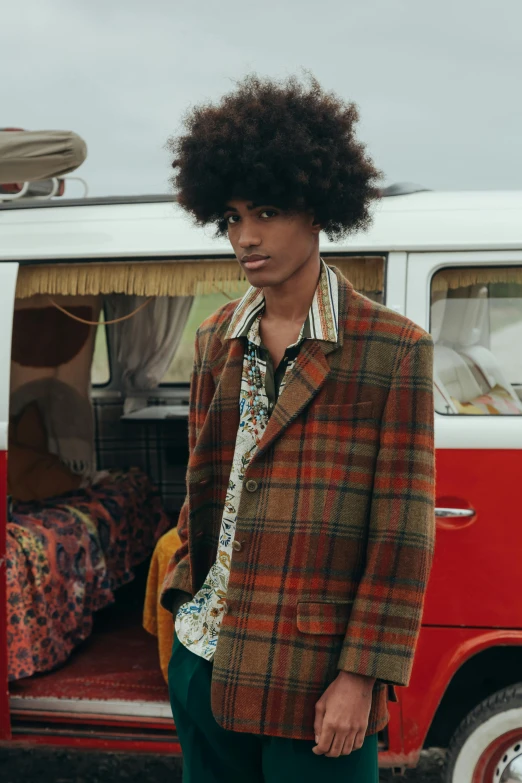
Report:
1,192,521,451
1,190,522,261
434,415,522,450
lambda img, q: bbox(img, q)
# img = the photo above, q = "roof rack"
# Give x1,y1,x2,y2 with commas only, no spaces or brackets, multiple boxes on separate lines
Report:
380,182,431,197
0,193,177,210
0,176,89,204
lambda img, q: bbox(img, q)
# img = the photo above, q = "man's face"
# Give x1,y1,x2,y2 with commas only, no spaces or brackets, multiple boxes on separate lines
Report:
224,199,320,288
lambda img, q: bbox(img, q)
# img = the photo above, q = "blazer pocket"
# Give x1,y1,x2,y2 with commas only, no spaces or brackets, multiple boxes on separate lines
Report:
296,600,354,636
311,401,374,421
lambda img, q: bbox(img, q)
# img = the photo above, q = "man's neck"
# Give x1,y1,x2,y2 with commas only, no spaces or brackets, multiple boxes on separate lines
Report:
262,255,321,324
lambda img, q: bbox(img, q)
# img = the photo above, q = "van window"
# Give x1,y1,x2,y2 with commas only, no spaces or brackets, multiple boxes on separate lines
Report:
162,289,248,383
430,267,522,415
91,317,110,386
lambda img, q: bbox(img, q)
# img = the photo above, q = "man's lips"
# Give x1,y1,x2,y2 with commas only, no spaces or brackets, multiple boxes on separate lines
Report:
242,255,270,270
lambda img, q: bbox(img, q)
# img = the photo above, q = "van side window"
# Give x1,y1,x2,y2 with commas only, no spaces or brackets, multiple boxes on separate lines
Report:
91,317,110,386
162,289,248,384
430,267,522,415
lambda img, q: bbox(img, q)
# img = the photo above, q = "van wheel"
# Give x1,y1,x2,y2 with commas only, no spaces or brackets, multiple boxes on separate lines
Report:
444,683,522,782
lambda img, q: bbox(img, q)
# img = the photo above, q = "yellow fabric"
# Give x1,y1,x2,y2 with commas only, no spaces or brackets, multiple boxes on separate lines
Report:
432,266,522,292
15,256,385,299
451,384,522,415
143,527,182,683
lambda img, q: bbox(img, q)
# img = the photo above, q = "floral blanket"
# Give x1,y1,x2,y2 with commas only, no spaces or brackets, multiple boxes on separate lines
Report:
6,467,171,681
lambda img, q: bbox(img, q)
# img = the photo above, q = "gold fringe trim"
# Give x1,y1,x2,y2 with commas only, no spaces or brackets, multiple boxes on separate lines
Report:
432,267,522,292
327,256,384,293
16,260,246,299
15,256,386,299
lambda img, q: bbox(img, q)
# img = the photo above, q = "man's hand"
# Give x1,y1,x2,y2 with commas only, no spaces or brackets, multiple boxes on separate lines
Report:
313,670,375,757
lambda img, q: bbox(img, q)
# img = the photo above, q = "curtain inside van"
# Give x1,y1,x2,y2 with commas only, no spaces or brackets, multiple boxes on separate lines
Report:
106,295,193,414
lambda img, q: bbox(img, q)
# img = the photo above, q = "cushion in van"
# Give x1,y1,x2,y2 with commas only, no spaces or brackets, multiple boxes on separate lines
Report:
8,402,82,501
451,384,522,415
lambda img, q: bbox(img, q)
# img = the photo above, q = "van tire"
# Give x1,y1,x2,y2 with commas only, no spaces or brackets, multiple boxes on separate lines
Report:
444,683,522,782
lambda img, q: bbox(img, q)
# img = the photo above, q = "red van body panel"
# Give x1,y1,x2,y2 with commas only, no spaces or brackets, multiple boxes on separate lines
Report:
3,445,521,765
379,444,522,764
425,448,521,628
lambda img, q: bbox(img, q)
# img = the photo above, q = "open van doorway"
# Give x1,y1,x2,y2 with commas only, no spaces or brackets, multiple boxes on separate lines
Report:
4,265,252,751
6,288,175,747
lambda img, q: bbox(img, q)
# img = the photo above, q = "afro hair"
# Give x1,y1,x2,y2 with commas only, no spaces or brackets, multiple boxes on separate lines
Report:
168,73,382,241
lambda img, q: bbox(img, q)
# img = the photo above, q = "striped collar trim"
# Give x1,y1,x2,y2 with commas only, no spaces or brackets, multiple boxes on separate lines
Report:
224,259,339,343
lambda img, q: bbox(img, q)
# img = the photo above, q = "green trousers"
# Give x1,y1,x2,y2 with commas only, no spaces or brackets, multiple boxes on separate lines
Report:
168,632,379,783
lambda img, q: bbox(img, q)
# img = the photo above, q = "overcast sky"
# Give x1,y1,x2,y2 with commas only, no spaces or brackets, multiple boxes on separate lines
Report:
4,0,521,197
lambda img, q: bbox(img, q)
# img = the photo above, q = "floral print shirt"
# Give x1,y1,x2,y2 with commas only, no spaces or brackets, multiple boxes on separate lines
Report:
174,261,339,660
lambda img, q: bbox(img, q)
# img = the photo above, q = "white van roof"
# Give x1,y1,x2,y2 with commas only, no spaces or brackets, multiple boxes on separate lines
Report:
0,190,521,261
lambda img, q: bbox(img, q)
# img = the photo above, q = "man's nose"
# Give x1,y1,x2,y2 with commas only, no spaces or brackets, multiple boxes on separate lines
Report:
238,222,262,248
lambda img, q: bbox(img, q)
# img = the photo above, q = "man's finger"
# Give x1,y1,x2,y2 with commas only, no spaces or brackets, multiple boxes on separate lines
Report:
313,701,325,744
341,730,356,756
351,729,366,753
312,722,334,755
326,731,346,758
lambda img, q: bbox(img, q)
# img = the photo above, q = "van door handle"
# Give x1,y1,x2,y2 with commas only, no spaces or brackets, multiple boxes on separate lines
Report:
435,507,475,518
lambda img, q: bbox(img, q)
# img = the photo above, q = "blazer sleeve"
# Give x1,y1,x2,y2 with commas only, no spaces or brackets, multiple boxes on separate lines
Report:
337,334,436,687
159,332,202,613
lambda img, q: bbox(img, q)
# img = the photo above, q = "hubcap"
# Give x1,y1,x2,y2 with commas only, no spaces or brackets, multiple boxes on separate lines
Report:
498,742,522,782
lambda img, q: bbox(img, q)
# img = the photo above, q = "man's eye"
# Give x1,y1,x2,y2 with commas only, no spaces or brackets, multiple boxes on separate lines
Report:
226,215,239,225
260,209,277,219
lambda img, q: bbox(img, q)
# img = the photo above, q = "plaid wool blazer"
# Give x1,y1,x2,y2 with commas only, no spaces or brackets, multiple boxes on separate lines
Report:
161,267,436,741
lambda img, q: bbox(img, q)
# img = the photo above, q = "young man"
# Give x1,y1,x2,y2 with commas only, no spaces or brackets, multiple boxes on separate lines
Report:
160,74,436,783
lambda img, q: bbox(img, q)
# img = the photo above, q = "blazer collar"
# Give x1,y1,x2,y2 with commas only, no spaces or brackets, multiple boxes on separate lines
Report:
224,259,340,345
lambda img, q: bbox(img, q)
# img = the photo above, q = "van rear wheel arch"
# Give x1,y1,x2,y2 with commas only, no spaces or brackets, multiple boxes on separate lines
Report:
443,683,522,783
426,644,522,749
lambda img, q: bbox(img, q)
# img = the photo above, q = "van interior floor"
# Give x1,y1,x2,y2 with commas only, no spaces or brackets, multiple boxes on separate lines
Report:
9,560,171,721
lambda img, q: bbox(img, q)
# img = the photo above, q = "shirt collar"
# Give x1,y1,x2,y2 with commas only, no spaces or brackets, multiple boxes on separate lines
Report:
224,259,339,344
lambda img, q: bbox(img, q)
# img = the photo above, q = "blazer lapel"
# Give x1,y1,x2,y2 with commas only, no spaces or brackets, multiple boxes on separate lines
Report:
251,268,351,461
252,339,337,461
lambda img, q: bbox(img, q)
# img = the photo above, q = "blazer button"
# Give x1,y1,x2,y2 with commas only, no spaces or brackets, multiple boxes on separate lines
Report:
245,479,258,492
232,540,243,552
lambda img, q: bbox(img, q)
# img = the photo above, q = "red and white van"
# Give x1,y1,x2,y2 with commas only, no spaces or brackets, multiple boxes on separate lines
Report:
0,187,521,782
